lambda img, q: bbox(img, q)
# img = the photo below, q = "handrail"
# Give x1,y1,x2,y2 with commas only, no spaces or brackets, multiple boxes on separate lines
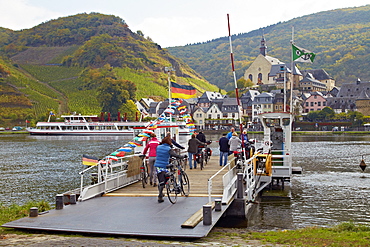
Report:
207,158,232,203
78,154,138,199
207,152,261,204
79,165,97,197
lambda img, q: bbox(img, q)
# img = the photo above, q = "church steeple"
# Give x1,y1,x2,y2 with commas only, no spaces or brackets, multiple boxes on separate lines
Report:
260,33,267,56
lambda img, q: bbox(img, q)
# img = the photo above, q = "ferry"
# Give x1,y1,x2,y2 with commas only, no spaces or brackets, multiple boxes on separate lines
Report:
26,114,191,136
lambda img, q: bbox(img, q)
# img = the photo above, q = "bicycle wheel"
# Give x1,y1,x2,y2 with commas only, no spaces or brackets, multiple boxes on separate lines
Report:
203,151,208,165
180,172,190,197
181,158,187,171
166,177,178,204
140,160,148,188
200,155,204,170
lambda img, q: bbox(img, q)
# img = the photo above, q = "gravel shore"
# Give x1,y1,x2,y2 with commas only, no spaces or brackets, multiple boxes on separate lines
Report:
0,228,285,246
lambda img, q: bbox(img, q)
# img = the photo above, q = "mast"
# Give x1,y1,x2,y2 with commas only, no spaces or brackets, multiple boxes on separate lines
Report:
165,66,174,123
290,26,294,114
227,14,244,146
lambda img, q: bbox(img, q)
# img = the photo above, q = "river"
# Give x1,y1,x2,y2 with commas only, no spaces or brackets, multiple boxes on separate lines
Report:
0,133,369,230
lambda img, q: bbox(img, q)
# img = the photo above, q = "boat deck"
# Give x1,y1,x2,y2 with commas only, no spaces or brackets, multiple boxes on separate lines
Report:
3,157,233,238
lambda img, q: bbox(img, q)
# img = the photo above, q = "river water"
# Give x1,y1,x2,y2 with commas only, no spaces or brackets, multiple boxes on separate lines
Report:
1,133,370,230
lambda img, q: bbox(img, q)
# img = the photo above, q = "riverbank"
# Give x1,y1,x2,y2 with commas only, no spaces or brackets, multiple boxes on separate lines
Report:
203,130,370,136
2,222,369,246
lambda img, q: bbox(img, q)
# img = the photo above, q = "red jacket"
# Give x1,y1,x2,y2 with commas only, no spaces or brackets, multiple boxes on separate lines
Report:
143,137,160,157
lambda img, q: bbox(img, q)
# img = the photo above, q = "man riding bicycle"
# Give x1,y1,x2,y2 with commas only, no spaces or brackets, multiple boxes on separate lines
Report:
154,136,187,203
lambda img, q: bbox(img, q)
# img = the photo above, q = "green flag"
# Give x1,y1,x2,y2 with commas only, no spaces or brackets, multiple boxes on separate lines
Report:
292,43,316,63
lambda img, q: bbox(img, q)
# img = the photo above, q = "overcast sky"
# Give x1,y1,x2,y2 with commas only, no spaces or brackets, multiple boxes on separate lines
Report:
0,0,368,47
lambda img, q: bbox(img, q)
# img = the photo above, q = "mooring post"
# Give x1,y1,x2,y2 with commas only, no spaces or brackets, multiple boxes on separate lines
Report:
215,199,222,211
29,207,38,217
203,205,212,225
70,194,77,204
56,194,64,210
237,173,244,199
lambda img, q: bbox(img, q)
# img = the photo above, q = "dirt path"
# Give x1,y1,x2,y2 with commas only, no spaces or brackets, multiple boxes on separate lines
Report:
0,228,286,246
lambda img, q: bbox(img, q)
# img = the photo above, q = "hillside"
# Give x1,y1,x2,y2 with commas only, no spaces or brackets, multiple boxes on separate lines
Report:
0,13,219,125
168,5,370,90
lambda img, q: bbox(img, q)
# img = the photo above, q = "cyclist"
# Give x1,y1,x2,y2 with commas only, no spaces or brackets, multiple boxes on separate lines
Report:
196,131,206,143
154,136,186,203
187,133,205,169
166,132,185,150
142,133,160,187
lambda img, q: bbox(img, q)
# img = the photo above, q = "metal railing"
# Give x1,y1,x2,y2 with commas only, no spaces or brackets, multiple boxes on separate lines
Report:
78,154,141,201
207,154,257,204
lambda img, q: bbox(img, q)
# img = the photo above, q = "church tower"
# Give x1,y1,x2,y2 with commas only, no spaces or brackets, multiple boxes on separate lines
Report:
260,34,267,56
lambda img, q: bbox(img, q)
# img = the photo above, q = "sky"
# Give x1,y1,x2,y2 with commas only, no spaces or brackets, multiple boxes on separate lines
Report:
0,0,368,47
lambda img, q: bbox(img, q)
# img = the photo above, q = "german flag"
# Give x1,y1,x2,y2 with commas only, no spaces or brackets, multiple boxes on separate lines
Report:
171,82,196,99
82,154,99,166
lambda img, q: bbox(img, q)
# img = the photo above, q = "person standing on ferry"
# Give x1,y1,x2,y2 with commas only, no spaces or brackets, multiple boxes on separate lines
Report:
142,133,160,187
187,133,205,169
226,127,235,139
219,133,229,166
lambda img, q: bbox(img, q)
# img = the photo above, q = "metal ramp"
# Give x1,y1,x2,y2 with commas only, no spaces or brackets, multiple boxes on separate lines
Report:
2,196,230,238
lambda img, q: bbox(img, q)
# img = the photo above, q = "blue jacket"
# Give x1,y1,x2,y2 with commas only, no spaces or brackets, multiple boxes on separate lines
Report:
154,143,183,169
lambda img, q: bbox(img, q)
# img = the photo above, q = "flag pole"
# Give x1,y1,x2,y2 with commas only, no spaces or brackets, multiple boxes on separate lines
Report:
227,14,244,151
290,26,294,114
165,66,174,123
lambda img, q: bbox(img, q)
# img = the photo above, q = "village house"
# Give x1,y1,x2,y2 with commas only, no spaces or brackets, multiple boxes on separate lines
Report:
303,92,327,113
327,79,370,113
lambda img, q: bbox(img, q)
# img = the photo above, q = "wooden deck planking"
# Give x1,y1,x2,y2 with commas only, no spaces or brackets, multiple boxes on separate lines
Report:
106,156,231,197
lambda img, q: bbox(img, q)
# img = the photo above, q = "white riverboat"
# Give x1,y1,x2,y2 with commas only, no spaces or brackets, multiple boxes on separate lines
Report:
26,114,191,136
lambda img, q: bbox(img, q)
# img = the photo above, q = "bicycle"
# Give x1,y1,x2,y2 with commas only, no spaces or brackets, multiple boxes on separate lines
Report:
194,151,204,170
165,156,190,204
139,155,149,188
203,141,212,165
196,141,212,170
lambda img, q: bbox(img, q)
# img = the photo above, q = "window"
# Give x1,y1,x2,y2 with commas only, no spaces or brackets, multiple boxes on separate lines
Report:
217,114,220,119
323,102,326,106
310,102,314,106
208,114,211,118
258,73,262,83
306,102,309,106
318,102,321,106
249,74,253,81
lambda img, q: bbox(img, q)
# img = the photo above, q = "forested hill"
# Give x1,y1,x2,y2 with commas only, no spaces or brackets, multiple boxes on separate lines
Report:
168,5,370,90
0,13,219,126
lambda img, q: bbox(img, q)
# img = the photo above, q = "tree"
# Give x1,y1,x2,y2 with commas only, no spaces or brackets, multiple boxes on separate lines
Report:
119,100,138,121
347,111,364,127
319,107,335,121
98,78,136,117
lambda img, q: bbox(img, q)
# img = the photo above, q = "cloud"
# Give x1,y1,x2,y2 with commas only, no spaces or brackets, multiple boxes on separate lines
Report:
0,0,60,30
135,16,222,47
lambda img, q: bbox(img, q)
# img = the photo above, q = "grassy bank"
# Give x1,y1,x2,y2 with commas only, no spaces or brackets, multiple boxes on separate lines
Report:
1,202,370,246
208,222,370,246
0,201,51,235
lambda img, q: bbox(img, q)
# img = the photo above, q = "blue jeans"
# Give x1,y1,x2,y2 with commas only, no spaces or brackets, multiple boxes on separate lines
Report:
188,152,197,168
219,151,228,166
